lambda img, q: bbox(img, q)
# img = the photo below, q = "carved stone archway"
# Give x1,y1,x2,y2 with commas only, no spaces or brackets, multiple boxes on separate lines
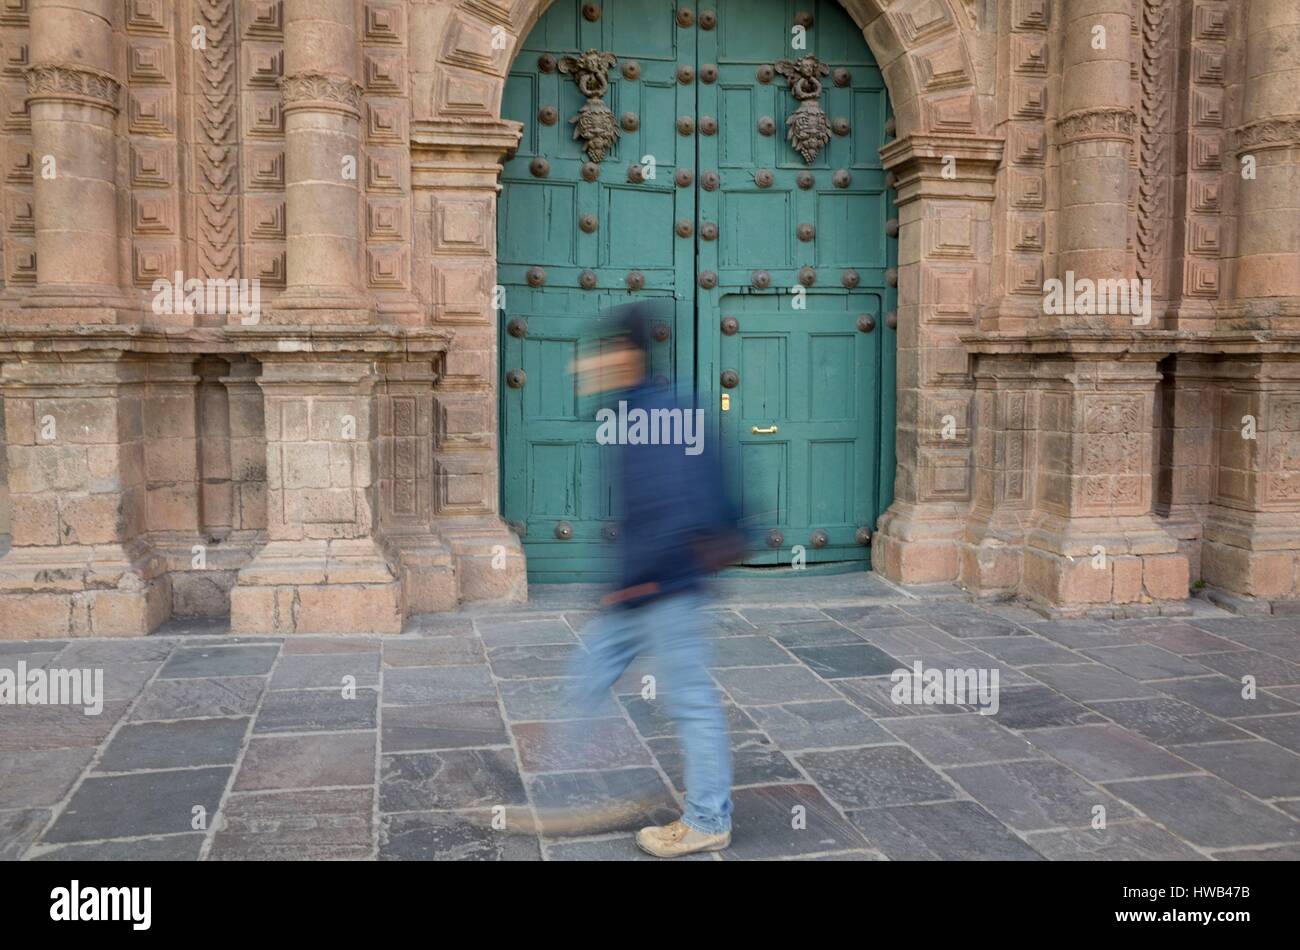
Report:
408,0,1003,588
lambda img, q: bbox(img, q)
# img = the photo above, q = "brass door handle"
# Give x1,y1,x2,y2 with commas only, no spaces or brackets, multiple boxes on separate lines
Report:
751,425,779,434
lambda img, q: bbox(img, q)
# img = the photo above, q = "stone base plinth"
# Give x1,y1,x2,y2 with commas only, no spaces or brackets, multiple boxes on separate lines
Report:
959,536,1023,596
12,286,139,325
441,519,528,605
384,531,459,614
266,291,373,326
1201,510,1300,600
230,538,402,634
1020,515,1189,616
152,532,265,619
0,543,171,638
872,502,963,585
1203,543,1300,600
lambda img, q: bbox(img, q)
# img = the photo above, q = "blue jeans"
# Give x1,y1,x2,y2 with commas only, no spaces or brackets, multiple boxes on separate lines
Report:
567,592,733,835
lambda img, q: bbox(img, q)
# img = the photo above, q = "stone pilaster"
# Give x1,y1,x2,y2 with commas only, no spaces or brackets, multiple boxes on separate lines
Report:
1053,0,1135,316
165,356,268,619
141,358,201,538
988,0,1051,332
136,356,209,616
1229,0,1300,318
1201,356,1300,601
221,356,269,538
1168,0,1228,332
376,355,457,613
1153,354,1216,582
959,355,1038,596
196,357,235,540
873,133,1002,585
0,353,169,637
229,351,402,633
411,117,527,605
20,0,131,321
271,0,370,322
1019,345,1188,614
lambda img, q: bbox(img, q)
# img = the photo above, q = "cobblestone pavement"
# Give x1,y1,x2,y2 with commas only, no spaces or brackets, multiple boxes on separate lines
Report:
2,575,1299,861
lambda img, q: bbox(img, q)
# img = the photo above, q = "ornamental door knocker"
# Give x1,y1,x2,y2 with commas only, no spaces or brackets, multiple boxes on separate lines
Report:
559,49,620,163
774,54,832,163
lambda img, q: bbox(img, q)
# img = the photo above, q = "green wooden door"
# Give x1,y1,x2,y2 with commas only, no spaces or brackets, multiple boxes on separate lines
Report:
499,0,896,581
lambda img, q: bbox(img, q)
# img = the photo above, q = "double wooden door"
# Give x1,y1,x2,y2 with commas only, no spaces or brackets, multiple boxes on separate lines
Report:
498,0,896,581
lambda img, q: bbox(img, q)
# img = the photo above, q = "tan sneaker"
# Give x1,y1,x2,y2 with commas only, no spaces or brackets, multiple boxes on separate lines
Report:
635,819,731,858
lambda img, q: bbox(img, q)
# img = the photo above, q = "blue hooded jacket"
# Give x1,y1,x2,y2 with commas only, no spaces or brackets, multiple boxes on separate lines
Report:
612,379,741,607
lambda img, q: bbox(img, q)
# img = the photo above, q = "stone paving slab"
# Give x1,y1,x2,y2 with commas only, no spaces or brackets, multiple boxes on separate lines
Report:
236,732,377,791
796,745,958,808
499,677,618,721
1239,713,1300,754
44,767,231,843
1024,821,1206,861
1169,740,1300,799
722,784,870,860
379,808,542,861
944,759,1135,832
0,748,94,808
128,676,266,722
381,700,508,752
96,718,249,772
747,700,893,750
254,688,378,733
880,714,1041,767
512,718,651,772
848,800,1043,861
1,582,1298,860
1020,724,1195,782
209,788,374,860
31,834,206,862
382,638,485,668
269,653,381,690
1099,776,1300,850
380,749,527,812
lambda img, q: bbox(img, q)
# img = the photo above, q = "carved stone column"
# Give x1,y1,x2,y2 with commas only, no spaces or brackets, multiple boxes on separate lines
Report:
873,134,1002,585
1230,0,1300,315
271,0,370,322
21,0,131,321
1054,0,1135,314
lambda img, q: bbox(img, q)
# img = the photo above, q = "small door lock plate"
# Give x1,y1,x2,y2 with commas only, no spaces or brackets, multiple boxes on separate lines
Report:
721,393,730,412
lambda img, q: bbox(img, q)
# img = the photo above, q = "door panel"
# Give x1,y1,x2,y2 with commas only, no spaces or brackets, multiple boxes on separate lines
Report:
718,293,879,564
499,0,896,580
697,0,895,565
499,3,696,582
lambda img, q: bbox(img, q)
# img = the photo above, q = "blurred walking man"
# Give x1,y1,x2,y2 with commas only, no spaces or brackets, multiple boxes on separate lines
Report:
567,302,744,858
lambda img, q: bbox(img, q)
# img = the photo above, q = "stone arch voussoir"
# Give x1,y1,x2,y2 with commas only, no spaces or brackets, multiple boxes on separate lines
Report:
422,0,992,140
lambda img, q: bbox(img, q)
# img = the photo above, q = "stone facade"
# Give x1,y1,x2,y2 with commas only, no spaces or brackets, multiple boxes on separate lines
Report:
0,0,1297,636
